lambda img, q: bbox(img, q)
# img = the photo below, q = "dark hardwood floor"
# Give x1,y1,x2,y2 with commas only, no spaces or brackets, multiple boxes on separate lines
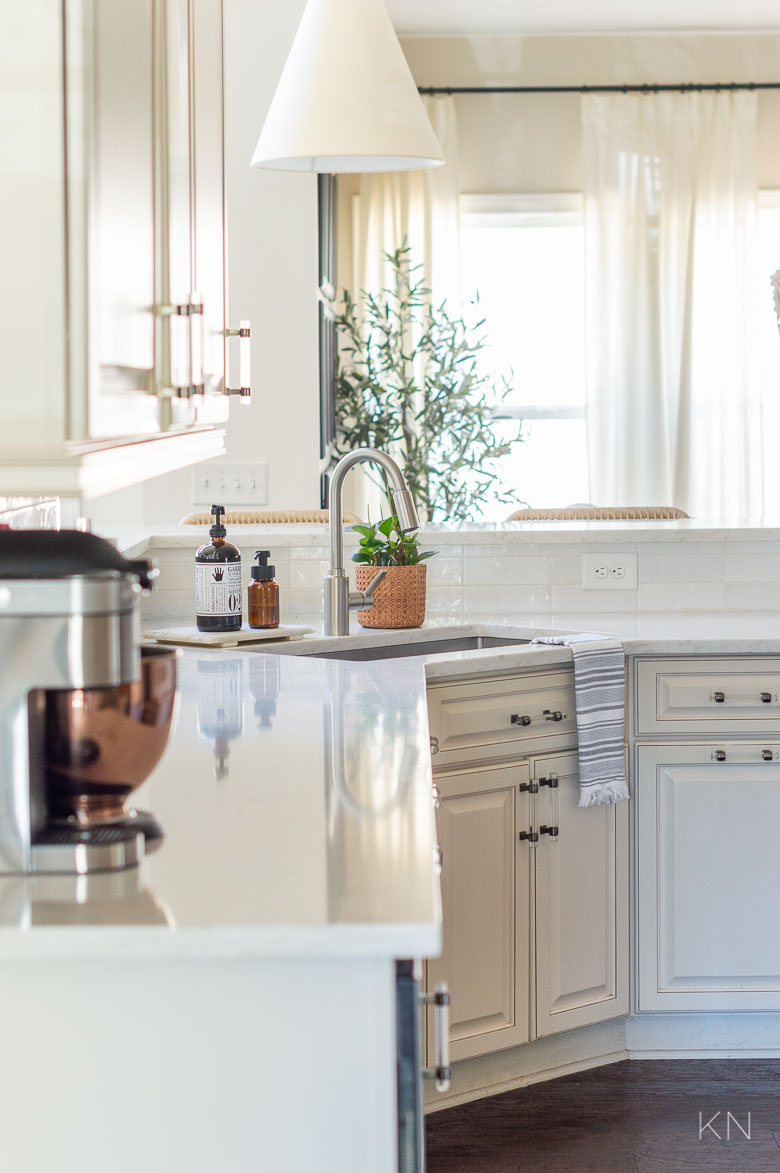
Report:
425,1060,780,1172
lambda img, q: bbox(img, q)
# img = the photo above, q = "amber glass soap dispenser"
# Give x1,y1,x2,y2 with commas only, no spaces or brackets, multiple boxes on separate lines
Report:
195,505,242,632
248,550,280,630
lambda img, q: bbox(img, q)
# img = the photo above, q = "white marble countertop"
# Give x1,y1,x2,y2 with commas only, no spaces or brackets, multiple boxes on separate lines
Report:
0,623,582,957
6,606,780,958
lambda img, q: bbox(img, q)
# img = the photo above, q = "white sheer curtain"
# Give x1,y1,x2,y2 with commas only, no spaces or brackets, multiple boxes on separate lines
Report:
344,95,460,517
352,95,461,311
581,91,763,520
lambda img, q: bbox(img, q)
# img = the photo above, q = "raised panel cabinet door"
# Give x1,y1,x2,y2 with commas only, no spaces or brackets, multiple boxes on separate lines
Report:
82,0,160,440
191,0,229,422
637,743,780,1012
533,752,629,1037
426,762,531,1063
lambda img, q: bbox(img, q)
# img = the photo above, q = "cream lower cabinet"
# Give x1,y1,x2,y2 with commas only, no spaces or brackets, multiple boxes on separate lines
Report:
426,761,532,1060
534,751,628,1037
425,706,628,1065
636,743,780,1012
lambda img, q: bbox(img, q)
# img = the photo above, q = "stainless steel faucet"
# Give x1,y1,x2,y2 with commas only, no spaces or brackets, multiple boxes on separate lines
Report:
324,447,421,637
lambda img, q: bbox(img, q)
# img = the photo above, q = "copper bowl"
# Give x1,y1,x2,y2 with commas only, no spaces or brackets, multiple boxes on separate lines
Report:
44,646,177,825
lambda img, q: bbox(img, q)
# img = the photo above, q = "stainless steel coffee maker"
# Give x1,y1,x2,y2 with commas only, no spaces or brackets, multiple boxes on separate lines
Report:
0,531,174,874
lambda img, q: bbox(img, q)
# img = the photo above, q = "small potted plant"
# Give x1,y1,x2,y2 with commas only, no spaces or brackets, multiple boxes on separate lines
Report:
351,515,437,629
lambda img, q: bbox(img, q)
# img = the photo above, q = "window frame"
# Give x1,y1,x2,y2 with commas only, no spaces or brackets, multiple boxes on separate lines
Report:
459,193,586,423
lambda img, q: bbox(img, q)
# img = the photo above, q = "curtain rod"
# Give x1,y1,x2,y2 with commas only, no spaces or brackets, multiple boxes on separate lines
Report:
418,82,780,95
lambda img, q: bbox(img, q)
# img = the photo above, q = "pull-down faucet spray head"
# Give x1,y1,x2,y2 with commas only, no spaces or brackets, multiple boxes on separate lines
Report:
390,486,420,533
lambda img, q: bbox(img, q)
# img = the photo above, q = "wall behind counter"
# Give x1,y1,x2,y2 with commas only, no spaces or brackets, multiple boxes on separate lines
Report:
139,526,780,636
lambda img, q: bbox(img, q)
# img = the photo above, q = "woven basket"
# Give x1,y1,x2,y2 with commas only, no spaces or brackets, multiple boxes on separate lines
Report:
180,509,361,525
355,564,427,629
506,505,689,522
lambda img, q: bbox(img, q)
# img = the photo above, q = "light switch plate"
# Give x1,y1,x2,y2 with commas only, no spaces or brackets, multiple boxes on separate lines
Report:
192,461,268,507
581,552,637,590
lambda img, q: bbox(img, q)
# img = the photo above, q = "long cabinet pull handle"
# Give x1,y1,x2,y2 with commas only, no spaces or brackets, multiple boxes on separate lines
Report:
190,292,204,394
225,320,251,402
422,983,450,1093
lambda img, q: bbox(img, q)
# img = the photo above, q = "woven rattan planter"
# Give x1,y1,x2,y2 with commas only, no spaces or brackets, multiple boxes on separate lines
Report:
355,564,427,629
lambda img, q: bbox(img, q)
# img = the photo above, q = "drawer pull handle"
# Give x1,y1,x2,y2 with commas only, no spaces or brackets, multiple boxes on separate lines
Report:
713,749,727,761
511,713,532,727
763,749,774,761
710,690,775,705
543,709,564,722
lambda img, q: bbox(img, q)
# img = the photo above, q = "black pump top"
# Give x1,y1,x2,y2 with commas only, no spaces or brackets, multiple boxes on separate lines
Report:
209,504,227,539
251,549,275,580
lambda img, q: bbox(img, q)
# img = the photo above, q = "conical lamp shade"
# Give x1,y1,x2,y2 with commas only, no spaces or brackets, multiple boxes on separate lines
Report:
250,0,444,172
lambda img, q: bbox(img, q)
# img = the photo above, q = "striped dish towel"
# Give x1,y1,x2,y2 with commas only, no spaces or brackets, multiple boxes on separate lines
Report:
530,633,629,807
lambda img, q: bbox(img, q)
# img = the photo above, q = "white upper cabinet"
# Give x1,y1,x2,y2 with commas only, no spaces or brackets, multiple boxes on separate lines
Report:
0,0,234,498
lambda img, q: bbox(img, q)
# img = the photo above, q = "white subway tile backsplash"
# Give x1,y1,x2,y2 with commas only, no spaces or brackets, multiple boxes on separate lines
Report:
723,540,780,554
426,587,466,614
550,612,639,638
725,554,780,582
288,546,329,560
465,584,551,613
725,581,780,610
427,556,465,586
464,555,550,586
552,585,637,613
639,554,724,583
640,541,725,556
285,587,323,618
551,555,581,584
290,560,328,589
638,582,724,610
462,543,550,559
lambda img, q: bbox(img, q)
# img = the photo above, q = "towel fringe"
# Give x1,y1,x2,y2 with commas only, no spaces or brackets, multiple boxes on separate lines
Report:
578,780,630,808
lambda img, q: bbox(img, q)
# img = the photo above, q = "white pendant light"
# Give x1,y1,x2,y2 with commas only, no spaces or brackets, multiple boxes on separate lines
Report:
250,0,444,173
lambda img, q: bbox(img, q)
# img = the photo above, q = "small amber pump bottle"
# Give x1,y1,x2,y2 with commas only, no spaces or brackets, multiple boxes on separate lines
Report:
248,550,280,630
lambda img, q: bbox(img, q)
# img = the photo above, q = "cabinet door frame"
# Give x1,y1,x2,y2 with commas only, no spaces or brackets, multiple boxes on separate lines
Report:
425,760,532,1063
532,750,629,1037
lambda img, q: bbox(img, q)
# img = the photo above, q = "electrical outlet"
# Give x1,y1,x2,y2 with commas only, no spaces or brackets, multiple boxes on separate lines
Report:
581,552,637,590
192,461,268,507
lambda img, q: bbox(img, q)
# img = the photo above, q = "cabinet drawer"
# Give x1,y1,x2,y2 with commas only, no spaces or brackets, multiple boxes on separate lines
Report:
427,671,576,766
635,658,780,734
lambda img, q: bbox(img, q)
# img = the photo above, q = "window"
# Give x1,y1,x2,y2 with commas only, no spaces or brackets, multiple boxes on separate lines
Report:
460,194,589,520
461,192,780,522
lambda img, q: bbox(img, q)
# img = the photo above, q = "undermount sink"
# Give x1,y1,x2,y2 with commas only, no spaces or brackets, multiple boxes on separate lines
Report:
305,635,530,661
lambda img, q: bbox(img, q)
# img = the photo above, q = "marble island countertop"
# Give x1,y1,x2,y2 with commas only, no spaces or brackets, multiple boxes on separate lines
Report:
5,610,780,958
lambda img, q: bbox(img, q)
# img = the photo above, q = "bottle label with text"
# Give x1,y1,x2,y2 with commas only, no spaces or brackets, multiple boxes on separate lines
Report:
195,562,242,617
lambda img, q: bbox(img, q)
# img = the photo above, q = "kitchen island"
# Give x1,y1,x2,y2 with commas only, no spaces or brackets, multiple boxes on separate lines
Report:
4,617,780,1170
